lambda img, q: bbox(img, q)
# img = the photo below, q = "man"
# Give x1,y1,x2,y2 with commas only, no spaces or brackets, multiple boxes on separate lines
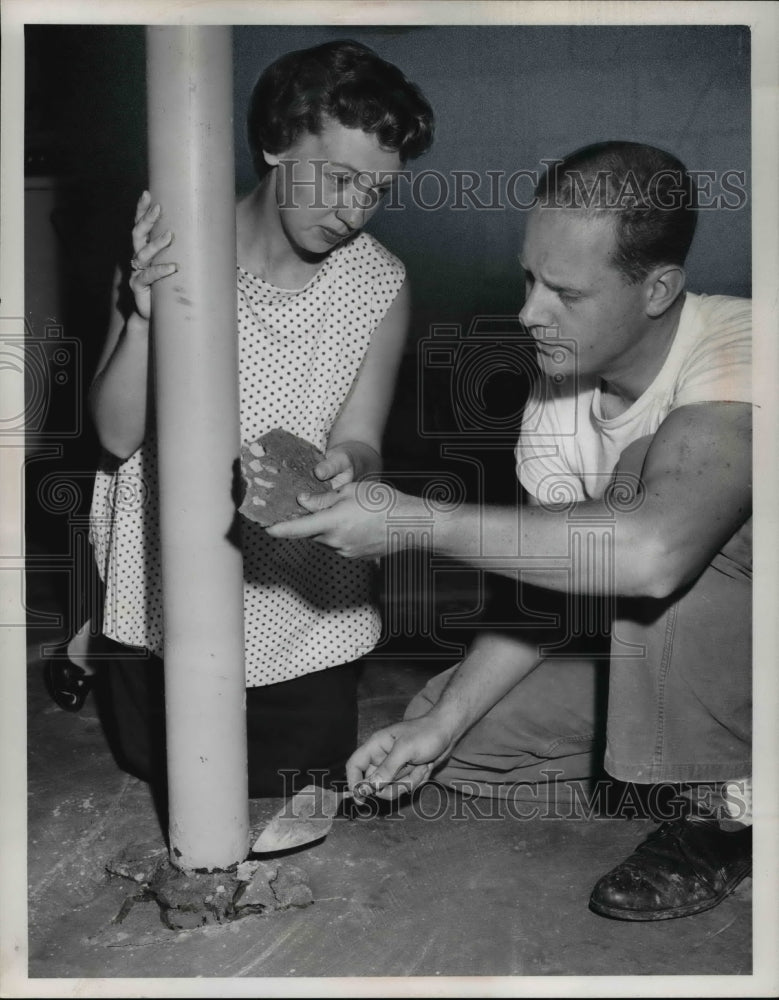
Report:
268,141,752,921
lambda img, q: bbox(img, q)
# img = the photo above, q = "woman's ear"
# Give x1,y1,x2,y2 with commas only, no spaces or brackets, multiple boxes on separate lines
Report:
645,265,686,318
262,149,280,168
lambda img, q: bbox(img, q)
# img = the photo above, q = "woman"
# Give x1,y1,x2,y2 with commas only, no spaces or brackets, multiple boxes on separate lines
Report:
79,40,434,797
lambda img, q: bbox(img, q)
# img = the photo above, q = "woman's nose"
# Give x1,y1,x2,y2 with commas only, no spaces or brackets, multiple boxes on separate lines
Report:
335,203,368,231
335,187,374,231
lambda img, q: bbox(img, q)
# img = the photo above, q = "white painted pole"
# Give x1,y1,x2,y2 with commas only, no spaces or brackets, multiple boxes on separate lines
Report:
146,26,249,871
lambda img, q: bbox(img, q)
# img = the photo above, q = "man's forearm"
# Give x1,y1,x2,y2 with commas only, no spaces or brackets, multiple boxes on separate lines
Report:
269,478,666,598
426,498,660,599
420,630,544,743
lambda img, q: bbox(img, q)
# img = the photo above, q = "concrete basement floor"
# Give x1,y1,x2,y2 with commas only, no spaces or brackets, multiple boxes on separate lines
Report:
21,582,756,991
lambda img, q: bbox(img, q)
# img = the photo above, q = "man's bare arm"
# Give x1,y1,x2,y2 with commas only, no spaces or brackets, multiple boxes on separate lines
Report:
270,401,752,601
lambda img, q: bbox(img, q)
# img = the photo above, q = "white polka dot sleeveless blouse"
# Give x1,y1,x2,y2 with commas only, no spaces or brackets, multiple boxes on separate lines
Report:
89,232,405,686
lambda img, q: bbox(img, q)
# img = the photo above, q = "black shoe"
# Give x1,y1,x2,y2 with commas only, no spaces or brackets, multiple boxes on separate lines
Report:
43,657,94,713
589,816,752,921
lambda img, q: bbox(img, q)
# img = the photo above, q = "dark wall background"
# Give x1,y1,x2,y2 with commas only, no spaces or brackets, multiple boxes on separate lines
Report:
26,23,752,332
234,24,752,317
24,23,751,635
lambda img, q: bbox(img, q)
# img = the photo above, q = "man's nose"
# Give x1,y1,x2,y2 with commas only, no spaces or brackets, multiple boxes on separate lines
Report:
518,283,555,333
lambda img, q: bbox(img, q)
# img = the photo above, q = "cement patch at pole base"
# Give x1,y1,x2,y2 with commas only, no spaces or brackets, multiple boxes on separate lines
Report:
104,842,313,933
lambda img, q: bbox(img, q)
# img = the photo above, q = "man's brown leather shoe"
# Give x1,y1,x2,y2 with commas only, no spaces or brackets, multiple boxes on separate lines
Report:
589,816,751,920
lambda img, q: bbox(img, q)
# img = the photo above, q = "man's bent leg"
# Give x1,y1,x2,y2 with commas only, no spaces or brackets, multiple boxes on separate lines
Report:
405,651,609,800
605,544,751,784
591,528,752,920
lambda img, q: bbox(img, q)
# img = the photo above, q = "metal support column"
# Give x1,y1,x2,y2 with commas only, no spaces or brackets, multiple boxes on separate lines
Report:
146,26,248,871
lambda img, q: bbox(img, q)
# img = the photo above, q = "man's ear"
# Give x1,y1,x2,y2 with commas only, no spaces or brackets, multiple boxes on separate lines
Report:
645,265,686,318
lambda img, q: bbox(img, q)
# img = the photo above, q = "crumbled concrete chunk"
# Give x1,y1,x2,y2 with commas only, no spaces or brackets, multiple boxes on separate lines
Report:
238,428,332,527
106,849,314,930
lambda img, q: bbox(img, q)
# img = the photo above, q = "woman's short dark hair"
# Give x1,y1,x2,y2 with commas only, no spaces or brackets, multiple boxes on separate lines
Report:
247,40,435,177
535,141,698,283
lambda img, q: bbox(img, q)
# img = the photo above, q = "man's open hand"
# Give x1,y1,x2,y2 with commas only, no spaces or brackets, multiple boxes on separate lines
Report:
266,481,422,559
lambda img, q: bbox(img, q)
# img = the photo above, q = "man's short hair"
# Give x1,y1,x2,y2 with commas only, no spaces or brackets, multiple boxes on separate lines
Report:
535,141,698,283
247,39,435,178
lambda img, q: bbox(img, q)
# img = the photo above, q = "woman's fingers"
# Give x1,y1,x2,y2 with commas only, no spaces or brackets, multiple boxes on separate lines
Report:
133,190,152,225
132,193,173,265
127,192,176,321
132,201,161,253
132,229,173,269
129,228,176,316
129,261,178,288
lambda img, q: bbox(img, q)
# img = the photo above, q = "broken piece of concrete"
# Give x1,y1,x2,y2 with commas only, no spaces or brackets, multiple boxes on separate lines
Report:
149,865,236,928
105,840,169,885
106,849,314,930
238,428,332,528
232,863,277,915
269,864,315,909
232,860,313,915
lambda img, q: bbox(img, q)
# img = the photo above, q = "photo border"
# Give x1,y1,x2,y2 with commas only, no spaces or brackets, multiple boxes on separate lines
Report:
2,2,777,997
